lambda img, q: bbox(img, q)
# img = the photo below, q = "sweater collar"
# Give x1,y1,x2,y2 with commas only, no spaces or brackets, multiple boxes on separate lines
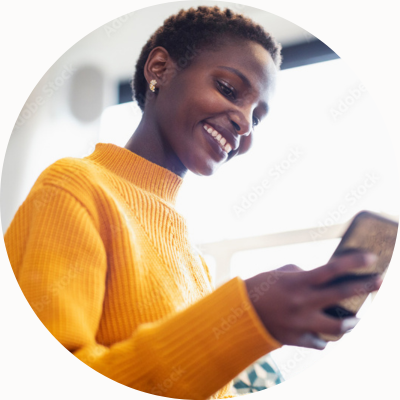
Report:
86,143,184,205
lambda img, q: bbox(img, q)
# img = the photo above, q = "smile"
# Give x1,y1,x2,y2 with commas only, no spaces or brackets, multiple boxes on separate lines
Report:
202,123,232,154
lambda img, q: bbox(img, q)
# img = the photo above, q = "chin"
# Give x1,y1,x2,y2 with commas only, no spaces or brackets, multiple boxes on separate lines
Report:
188,156,222,177
190,164,219,177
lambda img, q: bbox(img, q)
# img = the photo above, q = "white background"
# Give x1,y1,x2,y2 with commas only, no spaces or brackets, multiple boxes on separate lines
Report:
1,0,399,399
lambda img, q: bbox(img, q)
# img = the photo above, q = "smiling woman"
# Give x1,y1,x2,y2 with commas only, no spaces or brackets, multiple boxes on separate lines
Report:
126,8,279,176
126,39,276,175
4,5,382,400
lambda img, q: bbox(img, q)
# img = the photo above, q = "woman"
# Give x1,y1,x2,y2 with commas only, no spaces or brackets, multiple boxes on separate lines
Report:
4,6,380,400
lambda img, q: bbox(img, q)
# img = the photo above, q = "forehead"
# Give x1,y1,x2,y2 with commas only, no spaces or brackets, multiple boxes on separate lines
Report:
190,37,277,99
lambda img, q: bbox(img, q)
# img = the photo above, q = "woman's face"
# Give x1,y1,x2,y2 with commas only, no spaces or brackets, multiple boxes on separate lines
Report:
152,37,278,176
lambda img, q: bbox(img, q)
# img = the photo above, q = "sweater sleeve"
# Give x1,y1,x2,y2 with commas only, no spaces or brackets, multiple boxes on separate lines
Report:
4,184,282,400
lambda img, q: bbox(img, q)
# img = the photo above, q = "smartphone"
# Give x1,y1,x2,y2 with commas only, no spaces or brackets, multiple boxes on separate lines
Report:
318,210,398,341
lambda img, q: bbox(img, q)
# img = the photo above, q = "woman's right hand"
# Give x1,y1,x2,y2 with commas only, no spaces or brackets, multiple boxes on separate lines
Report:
244,252,381,349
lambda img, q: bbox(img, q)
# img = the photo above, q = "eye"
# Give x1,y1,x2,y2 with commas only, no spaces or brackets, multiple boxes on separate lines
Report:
253,116,260,127
217,80,235,99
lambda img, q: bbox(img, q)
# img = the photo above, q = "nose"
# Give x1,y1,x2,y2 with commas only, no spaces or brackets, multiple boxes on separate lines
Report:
230,120,241,131
229,108,252,136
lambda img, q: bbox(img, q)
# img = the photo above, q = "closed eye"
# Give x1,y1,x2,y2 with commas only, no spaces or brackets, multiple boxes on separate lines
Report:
217,80,236,100
217,79,261,128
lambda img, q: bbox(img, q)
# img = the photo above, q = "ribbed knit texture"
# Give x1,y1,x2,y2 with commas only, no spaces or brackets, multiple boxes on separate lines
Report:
4,142,282,399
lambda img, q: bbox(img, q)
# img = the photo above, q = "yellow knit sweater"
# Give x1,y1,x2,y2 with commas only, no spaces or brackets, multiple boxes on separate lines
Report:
4,142,281,399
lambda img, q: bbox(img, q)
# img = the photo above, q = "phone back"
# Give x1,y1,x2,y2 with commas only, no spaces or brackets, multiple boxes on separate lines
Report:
319,211,398,341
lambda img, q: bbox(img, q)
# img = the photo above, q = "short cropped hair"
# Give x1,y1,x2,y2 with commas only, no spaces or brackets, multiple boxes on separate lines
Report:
132,6,282,111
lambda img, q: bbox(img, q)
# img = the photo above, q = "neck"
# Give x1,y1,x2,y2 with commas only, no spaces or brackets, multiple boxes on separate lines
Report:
124,111,188,179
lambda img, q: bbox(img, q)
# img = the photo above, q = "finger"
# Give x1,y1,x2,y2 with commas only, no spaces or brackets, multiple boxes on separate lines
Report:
296,333,328,350
312,275,382,308
304,252,378,286
305,314,360,336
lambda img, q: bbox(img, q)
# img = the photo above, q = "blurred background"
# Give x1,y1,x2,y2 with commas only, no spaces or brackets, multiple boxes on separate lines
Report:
1,0,399,388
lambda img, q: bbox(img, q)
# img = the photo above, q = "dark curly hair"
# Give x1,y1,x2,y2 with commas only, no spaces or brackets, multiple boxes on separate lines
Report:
132,6,282,111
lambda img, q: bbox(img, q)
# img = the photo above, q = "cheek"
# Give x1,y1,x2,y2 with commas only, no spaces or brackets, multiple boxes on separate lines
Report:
203,90,230,112
164,84,211,123
186,77,229,115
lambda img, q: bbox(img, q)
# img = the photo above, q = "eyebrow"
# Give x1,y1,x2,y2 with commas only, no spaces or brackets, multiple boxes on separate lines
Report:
217,66,251,87
217,65,269,115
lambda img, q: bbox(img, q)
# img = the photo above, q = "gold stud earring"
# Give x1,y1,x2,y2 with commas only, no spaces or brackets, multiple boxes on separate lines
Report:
149,79,157,92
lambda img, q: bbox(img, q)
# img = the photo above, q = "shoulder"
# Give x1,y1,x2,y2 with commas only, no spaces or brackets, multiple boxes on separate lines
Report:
5,156,111,240
32,156,101,195
28,156,106,219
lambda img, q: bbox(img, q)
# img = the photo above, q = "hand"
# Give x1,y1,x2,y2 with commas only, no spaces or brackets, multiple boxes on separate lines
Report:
244,252,381,349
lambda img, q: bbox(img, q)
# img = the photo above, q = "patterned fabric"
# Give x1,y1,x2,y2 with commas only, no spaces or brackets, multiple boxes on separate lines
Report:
232,354,284,395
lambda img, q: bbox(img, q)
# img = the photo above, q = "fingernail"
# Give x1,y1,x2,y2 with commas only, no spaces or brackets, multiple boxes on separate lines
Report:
315,338,328,349
341,317,360,332
365,253,378,265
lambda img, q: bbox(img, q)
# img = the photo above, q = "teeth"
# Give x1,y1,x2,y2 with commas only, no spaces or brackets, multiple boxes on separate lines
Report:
203,123,232,154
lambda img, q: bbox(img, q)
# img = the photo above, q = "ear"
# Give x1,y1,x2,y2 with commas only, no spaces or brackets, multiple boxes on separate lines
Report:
143,46,176,90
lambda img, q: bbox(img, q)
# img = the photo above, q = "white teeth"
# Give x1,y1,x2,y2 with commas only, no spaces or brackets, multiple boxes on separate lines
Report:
203,124,231,154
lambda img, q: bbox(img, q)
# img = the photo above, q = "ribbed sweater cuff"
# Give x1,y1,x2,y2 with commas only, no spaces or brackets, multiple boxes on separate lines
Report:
121,277,282,399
